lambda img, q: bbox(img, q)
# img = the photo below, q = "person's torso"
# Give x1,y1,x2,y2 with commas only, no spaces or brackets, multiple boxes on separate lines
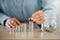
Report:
1,0,42,22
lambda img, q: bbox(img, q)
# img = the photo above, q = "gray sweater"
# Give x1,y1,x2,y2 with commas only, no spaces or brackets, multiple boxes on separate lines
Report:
0,0,58,25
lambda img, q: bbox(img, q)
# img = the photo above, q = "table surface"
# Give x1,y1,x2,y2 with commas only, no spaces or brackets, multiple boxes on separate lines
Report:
0,25,60,40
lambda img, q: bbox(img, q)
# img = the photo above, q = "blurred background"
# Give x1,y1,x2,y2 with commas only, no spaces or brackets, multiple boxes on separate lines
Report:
57,0,60,32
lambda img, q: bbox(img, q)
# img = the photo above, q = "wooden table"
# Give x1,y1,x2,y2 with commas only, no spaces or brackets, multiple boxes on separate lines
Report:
0,25,60,40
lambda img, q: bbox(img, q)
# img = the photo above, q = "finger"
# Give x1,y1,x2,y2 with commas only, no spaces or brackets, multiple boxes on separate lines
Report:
37,15,45,19
34,19,40,21
31,13,40,19
9,20,17,28
32,14,38,18
29,17,36,23
8,22,15,28
39,14,44,17
10,21,17,28
35,16,44,20
35,18,45,23
33,10,43,15
31,16,45,23
36,21,43,24
30,17,34,21
30,17,41,22
36,20,45,24
32,15,39,19
5,20,11,28
5,22,10,28
37,12,44,17
32,14,44,20
31,18,37,22
32,17,43,21
13,18,22,26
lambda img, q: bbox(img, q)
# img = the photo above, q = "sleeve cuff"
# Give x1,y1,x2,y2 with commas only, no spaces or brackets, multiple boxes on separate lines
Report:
0,16,10,25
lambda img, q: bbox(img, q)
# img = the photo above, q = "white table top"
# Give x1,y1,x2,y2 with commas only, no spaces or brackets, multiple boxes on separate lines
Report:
0,25,60,40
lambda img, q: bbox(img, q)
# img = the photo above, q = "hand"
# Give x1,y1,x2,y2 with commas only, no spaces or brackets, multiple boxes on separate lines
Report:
5,18,22,28
29,10,45,24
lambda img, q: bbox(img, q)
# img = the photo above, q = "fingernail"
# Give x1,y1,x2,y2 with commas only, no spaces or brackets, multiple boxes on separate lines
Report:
31,18,33,20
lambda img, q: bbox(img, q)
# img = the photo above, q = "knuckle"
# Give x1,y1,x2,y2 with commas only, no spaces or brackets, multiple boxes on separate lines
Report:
31,18,34,20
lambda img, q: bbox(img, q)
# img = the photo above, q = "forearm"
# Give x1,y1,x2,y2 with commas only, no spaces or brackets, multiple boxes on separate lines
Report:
41,0,59,29
0,13,10,25
42,0,58,21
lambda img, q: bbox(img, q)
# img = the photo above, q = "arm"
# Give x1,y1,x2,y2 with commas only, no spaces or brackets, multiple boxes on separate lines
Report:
42,0,58,28
0,13,10,25
0,1,10,25
0,0,22,28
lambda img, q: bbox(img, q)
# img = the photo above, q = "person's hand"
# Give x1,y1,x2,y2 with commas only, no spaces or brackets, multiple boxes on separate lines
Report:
29,10,45,24
5,18,22,28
